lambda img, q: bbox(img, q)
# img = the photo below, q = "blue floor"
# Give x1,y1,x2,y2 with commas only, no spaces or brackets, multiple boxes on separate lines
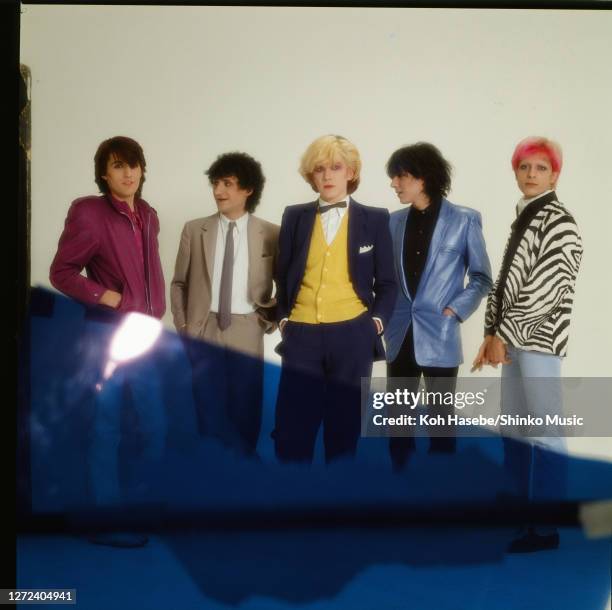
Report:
18,527,611,610
18,289,612,609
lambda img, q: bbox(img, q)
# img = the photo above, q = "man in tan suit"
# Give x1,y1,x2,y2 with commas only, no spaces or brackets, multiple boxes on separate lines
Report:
171,152,279,455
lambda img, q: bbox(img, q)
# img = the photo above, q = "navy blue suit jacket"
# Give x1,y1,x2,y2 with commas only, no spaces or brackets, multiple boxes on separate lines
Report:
275,198,397,360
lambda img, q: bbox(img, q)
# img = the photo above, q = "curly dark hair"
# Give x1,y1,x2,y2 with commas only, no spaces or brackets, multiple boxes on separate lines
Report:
386,142,452,203
206,152,266,213
94,136,146,199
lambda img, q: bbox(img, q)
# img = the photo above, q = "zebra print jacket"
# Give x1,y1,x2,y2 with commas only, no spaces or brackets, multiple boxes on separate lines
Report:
484,191,582,356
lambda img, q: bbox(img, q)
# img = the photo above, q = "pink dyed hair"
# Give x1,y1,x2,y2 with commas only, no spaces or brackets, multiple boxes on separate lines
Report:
511,136,563,174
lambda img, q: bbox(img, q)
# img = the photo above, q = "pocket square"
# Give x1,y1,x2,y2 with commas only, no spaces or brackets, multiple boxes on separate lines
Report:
359,244,374,254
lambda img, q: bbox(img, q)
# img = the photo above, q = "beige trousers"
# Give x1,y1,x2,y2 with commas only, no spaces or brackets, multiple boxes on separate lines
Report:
201,312,264,359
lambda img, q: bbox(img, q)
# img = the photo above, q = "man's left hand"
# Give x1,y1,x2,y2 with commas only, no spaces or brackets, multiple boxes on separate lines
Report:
486,335,511,367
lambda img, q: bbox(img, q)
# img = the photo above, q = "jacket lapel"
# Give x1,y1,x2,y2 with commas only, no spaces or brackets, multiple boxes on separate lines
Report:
247,215,263,298
418,199,451,295
347,198,366,281
394,208,411,300
201,214,218,286
295,202,318,269
511,190,557,232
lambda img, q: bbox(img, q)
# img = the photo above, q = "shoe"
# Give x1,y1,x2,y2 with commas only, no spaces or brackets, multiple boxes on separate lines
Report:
507,528,559,553
87,532,149,548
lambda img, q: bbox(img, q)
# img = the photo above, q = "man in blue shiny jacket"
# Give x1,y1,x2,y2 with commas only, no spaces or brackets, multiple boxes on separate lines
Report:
384,142,492,470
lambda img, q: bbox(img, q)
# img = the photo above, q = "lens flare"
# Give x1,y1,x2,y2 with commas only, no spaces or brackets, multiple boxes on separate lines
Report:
100,313,163,382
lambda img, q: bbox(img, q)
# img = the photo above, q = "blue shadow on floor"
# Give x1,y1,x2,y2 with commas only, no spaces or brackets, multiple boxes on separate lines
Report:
17,288,612,610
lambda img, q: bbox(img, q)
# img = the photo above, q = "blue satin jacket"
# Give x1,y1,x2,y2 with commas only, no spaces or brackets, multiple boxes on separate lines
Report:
385,199,493,367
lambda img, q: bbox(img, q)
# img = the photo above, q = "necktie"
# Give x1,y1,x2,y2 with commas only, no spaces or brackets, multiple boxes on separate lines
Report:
319,201,347,214
218,221,235,331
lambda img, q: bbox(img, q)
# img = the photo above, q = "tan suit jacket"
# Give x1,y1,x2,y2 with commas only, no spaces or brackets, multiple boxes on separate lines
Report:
170,213,279,339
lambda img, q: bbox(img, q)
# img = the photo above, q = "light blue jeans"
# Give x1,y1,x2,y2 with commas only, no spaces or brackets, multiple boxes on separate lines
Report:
501,346,567,532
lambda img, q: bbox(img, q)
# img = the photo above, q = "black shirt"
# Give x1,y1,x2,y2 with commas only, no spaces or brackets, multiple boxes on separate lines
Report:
403,198,441,298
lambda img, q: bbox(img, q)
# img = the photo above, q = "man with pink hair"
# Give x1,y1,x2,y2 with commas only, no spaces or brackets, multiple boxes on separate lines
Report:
473,136,583,553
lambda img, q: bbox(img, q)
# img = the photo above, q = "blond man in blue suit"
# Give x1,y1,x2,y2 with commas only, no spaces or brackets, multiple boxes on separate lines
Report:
274,135,397,464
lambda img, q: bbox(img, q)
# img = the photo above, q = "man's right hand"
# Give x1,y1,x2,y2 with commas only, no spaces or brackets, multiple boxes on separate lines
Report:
99,289,122,309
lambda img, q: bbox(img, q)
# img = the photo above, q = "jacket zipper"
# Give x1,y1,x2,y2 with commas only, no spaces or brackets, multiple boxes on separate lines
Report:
119,209,152,316
144,213,152,315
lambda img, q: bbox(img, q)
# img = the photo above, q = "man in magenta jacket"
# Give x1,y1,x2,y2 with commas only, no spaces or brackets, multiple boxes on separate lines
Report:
50,138,165,316
49,136,166,546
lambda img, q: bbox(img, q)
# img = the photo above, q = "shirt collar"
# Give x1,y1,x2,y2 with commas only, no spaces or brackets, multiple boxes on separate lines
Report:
318,195,350,209
219,211,249,230
411,196,440,216
107,193,139,217
516,189,553,215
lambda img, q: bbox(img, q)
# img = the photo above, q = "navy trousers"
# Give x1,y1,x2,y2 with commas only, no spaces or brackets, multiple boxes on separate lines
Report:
273,313,378,464
184,337,263,457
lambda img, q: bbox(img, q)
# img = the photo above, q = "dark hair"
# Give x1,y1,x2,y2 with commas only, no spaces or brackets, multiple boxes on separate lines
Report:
94,136,147,198
386,142,452,202
206,152,265,213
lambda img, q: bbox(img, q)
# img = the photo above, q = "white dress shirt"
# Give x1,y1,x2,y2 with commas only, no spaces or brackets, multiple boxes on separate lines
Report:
318,196,349,244
210,212,254,314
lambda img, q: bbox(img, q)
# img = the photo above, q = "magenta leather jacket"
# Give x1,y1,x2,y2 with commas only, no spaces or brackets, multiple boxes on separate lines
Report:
50,194,166,318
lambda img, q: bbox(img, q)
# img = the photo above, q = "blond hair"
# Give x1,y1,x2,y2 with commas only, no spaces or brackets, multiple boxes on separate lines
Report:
299,135,361,194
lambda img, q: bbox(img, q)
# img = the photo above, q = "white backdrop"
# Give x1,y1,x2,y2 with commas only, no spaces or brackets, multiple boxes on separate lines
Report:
21,6,612,458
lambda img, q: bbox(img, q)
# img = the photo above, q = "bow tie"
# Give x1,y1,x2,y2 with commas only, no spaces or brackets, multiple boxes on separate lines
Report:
319,201,347,214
